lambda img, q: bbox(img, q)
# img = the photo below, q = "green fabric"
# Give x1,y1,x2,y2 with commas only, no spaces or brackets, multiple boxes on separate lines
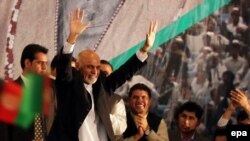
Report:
110,0,231,70
15,73,43,128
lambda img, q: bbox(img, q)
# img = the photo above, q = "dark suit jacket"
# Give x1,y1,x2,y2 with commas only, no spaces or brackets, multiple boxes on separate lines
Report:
0,122,9,141
168,129,209,141
47,51,146,141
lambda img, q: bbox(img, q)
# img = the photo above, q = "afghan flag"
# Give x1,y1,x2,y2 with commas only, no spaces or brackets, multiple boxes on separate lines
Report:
0,73,50,128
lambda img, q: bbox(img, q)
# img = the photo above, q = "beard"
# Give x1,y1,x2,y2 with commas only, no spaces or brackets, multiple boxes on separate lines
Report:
84,76,97,84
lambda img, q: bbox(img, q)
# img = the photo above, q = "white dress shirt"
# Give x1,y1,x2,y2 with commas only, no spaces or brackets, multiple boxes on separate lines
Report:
109,99,127,135
78,84,108,141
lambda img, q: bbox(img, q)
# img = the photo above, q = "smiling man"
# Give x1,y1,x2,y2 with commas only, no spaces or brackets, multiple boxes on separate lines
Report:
123,83,169,141
47,8,158,141
169,101,209,141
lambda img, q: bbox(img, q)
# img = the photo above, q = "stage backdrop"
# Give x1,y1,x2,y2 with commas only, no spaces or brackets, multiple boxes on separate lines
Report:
0,0,58,80
0,0,231,80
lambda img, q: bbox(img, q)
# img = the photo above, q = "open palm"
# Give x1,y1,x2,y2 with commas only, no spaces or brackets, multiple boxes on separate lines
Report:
144,21,158,51
70,8,90,36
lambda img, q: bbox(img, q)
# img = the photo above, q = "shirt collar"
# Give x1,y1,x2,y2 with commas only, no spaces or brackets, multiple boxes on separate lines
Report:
84,83,92,94
20,74,28,85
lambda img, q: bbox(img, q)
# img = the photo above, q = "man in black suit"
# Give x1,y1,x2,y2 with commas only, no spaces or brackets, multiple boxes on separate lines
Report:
3,43,49,141
47,8,158,141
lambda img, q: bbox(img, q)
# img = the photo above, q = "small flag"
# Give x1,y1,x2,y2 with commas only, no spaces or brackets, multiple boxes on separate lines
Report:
0,73,51,128
0,80,22,124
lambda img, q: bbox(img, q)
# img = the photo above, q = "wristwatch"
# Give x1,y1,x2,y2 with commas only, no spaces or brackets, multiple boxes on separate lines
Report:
144,128,151,136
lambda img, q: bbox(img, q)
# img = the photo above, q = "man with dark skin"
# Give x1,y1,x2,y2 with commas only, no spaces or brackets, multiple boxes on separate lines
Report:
169,101,209,141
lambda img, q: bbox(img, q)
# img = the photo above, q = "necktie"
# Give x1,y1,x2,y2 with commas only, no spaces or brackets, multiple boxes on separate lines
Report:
33,114,44,141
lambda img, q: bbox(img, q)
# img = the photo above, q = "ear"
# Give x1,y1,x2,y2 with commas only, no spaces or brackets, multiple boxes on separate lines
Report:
24,59,31,68
75,62,80,70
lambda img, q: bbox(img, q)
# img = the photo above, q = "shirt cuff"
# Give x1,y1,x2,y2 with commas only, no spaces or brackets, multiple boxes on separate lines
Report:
63,42,75,54
217,116,229,127
136,51,148,62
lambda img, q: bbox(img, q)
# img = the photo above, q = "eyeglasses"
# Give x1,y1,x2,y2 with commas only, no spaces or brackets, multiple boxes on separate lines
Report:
34,60,48,66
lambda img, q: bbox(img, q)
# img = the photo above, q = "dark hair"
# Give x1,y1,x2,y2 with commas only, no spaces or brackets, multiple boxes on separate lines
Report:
100,60,113,71
222,70,235,83
177,101,204,120
230,42,240,50
213,128,227,141
20,44,48,69
237,110,249,123
128,83,151,98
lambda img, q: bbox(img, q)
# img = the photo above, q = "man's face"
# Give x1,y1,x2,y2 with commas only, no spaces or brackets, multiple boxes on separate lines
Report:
231,11,240,24
100,64,112,76
78,56,100,84
178,110,200,135
27,52,48,75
129,89,151,115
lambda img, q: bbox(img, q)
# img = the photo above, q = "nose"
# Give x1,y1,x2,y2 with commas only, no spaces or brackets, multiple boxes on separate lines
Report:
184,119,190,126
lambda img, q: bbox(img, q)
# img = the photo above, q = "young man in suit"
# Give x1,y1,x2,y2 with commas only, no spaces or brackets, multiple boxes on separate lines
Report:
123,83,169,141
47,8,158,141
9,44,49,141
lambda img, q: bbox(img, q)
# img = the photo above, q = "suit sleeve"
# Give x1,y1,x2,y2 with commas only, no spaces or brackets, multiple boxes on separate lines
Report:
56,48,74,83
146,119,169,141
103,54,147,92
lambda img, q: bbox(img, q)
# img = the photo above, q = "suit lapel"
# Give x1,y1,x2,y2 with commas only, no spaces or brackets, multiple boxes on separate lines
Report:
92,79,115,141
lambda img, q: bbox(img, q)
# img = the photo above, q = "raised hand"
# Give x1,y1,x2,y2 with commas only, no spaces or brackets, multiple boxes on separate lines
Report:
67,8,90,44
230,89,249,110
140,21,158,53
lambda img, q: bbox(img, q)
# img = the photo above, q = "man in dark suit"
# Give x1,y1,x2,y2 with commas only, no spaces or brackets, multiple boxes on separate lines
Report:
2,43,50,141
168,101,209,141
47,8,158,141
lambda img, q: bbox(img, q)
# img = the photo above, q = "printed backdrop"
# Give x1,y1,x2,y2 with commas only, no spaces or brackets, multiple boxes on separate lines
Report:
0,0,231,79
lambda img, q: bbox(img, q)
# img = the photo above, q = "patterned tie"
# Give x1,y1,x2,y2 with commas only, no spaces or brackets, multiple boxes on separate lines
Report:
33,114,44,141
